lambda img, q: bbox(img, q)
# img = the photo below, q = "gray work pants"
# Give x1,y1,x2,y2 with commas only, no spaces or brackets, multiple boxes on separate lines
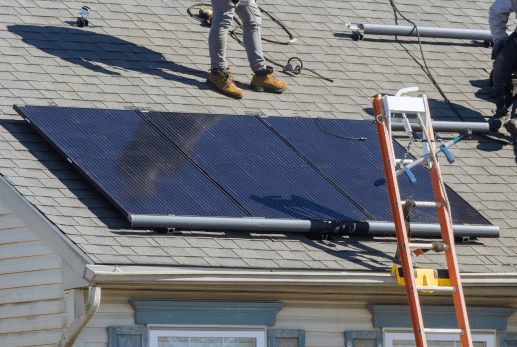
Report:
209,0,266,72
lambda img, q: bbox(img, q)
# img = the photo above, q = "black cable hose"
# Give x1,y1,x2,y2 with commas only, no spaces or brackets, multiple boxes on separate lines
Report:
187,3,333,82
388,0,510,146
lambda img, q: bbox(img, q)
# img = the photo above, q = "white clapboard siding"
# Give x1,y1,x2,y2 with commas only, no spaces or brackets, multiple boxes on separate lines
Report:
82,327,109,343
0,240,54,260
0,283,64,305
0,269,62,290
0,214,26,231
506,312,517,332
0,226,40,244
0,330,65,347
0,254,61,275
0,313,68,334
0,299,66,319
0,206,68,347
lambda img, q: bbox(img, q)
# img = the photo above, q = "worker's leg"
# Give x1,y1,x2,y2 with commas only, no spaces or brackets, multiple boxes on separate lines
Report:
235,0,287,93
492,38,517,115
209,0,236,70
492,38,517,134
234,0,266,72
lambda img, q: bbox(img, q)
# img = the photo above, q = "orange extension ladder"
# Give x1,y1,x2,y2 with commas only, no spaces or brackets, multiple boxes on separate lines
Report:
371,87,473,347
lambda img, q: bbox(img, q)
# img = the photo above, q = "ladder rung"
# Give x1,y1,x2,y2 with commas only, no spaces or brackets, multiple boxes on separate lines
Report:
416,286,456,292
423,328,464,335
401,201,441,208
408,243,435,249
408,243,447,251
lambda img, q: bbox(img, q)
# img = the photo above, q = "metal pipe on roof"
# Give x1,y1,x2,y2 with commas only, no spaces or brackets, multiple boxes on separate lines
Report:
390,120,489,133
346,23,496,41
129,215,499,238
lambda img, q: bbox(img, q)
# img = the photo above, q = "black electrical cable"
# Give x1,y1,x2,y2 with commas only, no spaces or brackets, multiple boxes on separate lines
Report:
388,0,511,146
315,118,367,141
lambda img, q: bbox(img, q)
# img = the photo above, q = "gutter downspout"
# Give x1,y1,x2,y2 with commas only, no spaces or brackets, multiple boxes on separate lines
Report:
57,285,101,347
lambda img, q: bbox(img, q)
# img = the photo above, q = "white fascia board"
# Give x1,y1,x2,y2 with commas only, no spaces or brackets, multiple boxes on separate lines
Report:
85,265,517,287
0,175,92,287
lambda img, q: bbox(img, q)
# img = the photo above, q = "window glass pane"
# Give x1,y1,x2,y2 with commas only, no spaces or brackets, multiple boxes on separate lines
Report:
355,339,376,347
158,337,189,347
393,339,487,347
393,340,455,347
224,337,257,347
190,337,223,347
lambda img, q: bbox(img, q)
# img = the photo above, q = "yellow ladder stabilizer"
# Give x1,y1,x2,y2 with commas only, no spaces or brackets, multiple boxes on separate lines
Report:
392,265,450,293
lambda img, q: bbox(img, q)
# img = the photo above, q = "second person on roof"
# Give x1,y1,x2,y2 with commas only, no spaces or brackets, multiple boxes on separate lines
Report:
207,0,287,99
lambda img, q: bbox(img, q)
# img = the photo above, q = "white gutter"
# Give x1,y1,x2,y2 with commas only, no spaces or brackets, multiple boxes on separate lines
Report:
85,265,517,287
57,285,101,347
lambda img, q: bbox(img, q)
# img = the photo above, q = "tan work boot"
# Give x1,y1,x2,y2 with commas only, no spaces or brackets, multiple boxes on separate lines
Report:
206,68,244,99
250,66,287,93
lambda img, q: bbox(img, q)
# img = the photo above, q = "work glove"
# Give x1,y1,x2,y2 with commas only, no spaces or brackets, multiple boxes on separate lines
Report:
492,38,507,60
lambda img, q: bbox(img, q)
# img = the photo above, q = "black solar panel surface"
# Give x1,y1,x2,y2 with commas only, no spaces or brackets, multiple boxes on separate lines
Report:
16,106,247,218
263,117,490,225
16,106,489,226
144,112,370,220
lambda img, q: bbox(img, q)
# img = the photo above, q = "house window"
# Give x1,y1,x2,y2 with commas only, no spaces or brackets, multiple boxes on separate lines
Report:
384,331,495,347
149,328,266,347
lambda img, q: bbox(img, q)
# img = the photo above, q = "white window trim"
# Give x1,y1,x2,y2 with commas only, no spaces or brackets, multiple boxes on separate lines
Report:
148,325,266,347
383,329,495,347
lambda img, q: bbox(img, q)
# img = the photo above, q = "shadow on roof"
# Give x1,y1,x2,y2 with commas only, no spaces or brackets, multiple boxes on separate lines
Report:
8,25,207,89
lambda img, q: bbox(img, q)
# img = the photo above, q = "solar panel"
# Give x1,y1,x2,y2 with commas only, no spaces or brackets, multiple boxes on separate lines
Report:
15,105,489,227
15,106,247,218
143,112,370,221
262,117,489,225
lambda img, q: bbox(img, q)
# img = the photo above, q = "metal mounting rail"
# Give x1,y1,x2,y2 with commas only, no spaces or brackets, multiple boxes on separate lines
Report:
346,22,511,44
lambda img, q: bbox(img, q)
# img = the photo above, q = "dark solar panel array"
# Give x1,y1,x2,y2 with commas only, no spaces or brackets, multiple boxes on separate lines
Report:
143,112,369,221
262,117,489,225
16,106,247,218
15,105,489,226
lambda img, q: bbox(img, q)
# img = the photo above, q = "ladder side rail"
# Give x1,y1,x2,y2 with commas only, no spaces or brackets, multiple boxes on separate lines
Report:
373,95,427,347
421,96,473,347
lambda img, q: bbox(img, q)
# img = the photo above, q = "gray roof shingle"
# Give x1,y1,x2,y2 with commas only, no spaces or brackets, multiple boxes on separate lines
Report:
1,0,516,273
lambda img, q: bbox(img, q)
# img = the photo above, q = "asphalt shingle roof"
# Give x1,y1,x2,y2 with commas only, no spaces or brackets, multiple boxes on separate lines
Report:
1,0,517,273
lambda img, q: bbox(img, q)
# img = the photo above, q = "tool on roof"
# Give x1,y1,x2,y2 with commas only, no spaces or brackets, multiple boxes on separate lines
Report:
372,88,473,347
198,8,212,25
77,6,90,27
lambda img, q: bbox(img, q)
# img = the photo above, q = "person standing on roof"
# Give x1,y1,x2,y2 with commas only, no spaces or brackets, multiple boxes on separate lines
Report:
489,0,517,136
207,0,287,99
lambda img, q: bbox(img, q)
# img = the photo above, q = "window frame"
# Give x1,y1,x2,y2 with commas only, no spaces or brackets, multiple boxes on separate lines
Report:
148,325,267,347
383,329,496,347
